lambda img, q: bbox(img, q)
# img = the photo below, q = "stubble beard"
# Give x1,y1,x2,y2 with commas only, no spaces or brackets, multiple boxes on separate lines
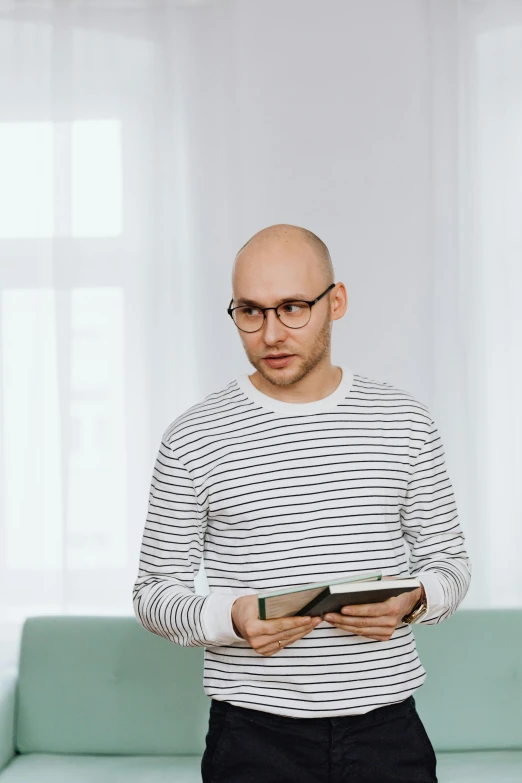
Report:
247,314,333,388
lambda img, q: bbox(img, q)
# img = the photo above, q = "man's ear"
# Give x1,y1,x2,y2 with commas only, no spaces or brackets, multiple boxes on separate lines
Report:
331,284,348,321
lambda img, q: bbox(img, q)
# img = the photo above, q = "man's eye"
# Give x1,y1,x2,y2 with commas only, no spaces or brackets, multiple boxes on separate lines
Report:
244,307,261,316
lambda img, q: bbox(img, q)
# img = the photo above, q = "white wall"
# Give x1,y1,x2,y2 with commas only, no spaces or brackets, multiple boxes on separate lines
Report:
185,0,436,410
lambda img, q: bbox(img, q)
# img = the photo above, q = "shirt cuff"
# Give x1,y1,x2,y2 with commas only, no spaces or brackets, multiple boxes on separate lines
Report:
202,593,244,644
414,571,446,623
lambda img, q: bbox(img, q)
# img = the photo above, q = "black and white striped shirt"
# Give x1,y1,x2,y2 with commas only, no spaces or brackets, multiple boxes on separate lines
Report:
132,366,471,718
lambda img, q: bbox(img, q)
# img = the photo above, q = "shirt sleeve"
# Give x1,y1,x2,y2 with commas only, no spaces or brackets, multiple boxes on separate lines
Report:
400,417,472,624
132,436,243,647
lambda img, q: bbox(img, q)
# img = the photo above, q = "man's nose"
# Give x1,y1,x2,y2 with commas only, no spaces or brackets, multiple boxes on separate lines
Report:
262,309,288,342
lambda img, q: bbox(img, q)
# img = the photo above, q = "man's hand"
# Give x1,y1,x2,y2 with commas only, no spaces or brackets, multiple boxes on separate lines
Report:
323,579,424,642
232,595,322,656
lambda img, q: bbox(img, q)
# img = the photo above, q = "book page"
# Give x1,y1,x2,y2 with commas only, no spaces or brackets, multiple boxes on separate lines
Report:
330,578,419,594
264,586,326,619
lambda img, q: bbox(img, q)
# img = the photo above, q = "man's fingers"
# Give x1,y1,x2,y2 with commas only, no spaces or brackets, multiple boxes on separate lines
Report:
262,615,316,635
324,618,397,641
271,623,320,653
255,617,321,654
325,612,396,629
266,617,321,642
339,599,393,616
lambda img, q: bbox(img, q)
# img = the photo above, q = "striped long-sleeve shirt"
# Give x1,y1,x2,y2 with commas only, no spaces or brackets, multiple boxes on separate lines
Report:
132,366,471,718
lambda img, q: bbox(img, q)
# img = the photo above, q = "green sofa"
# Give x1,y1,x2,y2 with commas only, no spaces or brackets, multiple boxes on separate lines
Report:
0,610,520,782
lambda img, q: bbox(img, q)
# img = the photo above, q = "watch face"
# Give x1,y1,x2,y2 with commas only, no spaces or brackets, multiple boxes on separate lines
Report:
412,605,427,622
404,599,427,623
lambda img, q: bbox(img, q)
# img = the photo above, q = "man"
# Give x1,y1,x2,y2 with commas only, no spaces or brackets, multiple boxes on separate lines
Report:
133,224,471,783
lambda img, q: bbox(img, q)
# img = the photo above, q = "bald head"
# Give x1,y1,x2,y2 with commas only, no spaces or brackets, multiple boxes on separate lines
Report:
233,224,335,289
229,224,347,389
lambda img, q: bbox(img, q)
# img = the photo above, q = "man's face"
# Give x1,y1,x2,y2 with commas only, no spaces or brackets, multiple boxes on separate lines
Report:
231,239,335,387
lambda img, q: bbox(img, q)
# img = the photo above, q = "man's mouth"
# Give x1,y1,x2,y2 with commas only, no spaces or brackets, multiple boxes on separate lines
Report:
263,354,295,367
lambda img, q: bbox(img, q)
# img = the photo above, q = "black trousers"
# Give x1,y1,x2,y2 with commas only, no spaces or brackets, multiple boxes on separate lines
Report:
201,694,438,783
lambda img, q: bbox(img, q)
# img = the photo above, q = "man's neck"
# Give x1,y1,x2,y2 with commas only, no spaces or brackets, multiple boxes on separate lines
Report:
248,362,342,404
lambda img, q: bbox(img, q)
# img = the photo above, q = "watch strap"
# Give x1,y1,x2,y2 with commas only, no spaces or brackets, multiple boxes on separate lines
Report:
402,583,428,624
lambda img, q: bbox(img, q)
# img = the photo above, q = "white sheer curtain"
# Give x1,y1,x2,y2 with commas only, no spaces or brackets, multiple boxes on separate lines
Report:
429,0,522,607
1,0,521,667
0,0,219,661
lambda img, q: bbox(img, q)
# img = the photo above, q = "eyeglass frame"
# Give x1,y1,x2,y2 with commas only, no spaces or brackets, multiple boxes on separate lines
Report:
227,282,337,333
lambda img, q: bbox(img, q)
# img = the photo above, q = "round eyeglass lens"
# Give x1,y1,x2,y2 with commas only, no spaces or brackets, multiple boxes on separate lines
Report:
233,307,264,331
276,302,311,328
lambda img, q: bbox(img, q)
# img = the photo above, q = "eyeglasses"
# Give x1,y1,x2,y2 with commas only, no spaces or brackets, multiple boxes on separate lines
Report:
227,283,336,333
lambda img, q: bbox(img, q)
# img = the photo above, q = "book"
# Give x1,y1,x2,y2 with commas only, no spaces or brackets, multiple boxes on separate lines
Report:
257,572,421,620
257,571,381,621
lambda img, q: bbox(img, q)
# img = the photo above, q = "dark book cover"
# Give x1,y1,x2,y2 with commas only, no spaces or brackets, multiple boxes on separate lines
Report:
295,584,419,619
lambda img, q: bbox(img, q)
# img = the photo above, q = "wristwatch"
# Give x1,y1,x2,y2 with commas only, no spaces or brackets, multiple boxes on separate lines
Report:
402,583,428,624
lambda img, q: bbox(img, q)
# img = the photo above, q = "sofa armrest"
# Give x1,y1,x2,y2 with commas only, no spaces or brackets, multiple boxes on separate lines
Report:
0,668,17,773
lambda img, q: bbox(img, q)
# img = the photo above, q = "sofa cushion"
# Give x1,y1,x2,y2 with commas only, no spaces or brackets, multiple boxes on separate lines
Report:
412,609,522,751
15,616,209,755
1,750,521,783
14,610,522,757
0,670,16,772
436,750,522,782
0,753,202,782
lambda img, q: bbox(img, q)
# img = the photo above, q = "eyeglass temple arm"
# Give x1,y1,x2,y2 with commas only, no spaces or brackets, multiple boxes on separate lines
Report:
228,282,336,313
